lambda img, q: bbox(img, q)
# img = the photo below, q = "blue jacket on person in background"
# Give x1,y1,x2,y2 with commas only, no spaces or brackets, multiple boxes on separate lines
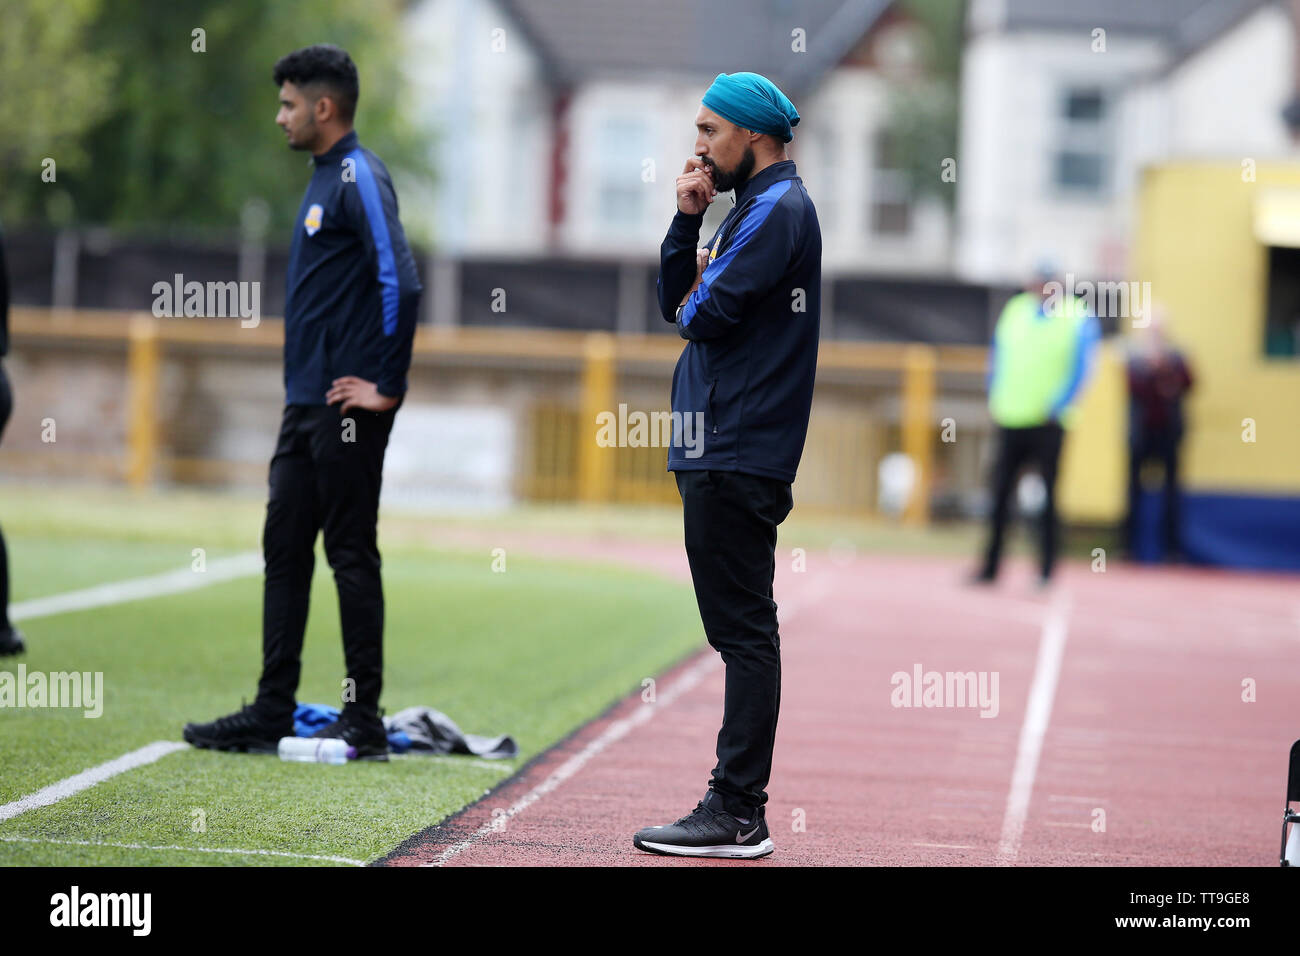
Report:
284,130,422,405
656,159,821,483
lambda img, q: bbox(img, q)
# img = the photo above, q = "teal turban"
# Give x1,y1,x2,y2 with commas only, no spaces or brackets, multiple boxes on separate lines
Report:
701,72,800,143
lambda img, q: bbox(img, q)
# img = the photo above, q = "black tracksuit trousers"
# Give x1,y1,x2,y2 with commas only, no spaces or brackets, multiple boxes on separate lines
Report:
0,362,10,633
980,422,1064,580
1125,430,1183,558
254,403,396,722
676,469,794,819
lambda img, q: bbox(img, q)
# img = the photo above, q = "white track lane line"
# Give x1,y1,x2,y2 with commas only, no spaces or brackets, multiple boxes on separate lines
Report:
996,590,1071,863
10,552,263,623
0,741,188,822
425,652,721,866
423,576,826,867
0,835,364,866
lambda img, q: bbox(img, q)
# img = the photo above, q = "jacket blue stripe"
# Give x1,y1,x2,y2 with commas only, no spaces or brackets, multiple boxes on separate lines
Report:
348,148,400,336
680,179,793,328
1050,314,1101,415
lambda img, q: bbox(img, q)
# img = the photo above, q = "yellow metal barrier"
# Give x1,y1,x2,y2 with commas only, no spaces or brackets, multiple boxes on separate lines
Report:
125,314,161,488
900,345,936,525
9,308,992,522
577,333,617,504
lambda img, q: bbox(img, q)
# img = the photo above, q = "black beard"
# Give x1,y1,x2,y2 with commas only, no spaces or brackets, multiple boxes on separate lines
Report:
707,145,756,192
288,116,319,152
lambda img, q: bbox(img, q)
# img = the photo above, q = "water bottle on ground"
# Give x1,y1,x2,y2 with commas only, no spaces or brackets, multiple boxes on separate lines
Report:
277,736,356,764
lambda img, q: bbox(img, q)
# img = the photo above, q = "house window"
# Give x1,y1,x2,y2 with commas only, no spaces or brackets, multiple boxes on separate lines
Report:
870,130,911,236
1054,87,1109,194
598,116,651,235
1264,245,1300,357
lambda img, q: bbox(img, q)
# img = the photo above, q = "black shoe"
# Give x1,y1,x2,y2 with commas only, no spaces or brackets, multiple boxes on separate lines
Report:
183,701,291,754
633,791,773,859
312,708,389,761
968,569,996,586
0,627,25,656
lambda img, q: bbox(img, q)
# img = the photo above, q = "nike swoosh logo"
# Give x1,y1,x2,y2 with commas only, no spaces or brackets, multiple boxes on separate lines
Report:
736,826,760,843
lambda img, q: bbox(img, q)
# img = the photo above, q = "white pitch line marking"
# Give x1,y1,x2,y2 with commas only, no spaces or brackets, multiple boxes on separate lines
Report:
0,835,364,866
425,652,721,866
912,842,973,849
421,576,826,867
996,590,1071,864
0,741,188,822
11,553,263,623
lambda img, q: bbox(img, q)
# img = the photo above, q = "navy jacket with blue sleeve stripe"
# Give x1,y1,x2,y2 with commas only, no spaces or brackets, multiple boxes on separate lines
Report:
283,130,422,405
656,159,821,483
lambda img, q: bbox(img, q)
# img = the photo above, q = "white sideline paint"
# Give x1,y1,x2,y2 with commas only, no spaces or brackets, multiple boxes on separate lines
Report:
423,580,824,866
0,835,364,866
0,741,188,822
425,652,722,866
10,552,263,623
996,591,1071,863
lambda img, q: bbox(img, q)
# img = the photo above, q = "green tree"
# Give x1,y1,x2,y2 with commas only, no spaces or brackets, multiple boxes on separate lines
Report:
1,0,433,237
0,0,118,224
884,0,963,209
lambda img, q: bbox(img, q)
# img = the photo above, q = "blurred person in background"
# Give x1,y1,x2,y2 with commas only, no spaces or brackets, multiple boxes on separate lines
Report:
635,72,819,859
0,228,21,657
974,264,1100,588
184,44,421,758
1124,311,1193,561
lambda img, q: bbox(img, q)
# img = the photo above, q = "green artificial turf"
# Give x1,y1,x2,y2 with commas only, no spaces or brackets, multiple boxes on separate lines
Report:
0,485,704,866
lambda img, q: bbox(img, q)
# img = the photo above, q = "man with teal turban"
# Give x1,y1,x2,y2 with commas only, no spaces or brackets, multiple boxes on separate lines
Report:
635,72,820,860
703,70,801,141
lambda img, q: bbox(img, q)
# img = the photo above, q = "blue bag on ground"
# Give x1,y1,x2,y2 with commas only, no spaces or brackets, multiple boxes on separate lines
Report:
293,703,517,759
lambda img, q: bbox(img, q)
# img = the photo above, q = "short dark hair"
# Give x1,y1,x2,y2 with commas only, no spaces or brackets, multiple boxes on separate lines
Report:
273,44,359,122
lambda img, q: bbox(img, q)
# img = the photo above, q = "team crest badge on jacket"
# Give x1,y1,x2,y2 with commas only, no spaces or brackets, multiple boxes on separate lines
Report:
304,203,323,236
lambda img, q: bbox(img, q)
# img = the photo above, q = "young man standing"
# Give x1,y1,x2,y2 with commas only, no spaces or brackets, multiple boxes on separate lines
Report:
634,72,820,859
185,44,421,759
0,229,19,658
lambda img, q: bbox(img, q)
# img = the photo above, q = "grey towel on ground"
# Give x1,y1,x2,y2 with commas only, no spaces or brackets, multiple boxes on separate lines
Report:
383,706,518,759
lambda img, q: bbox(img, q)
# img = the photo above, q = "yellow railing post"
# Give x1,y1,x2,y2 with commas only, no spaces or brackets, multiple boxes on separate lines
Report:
577,332,616,503
901,344,936,526
126,312,162,488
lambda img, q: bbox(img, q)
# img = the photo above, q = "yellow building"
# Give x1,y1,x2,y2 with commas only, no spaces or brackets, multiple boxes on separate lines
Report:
1058,162,1300,568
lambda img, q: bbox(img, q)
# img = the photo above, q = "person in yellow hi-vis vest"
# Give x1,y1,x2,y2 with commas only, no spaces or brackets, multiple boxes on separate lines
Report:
974,267,1100,586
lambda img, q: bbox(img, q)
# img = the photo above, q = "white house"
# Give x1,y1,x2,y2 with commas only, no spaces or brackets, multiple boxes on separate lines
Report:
402,0,954,277
957,0,1298,286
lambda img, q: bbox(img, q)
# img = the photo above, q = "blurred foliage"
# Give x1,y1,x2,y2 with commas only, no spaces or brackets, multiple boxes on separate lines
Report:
901,0,963,82
887,81,959,209
0,0,118,224
0,0,434,236
887,0,963,209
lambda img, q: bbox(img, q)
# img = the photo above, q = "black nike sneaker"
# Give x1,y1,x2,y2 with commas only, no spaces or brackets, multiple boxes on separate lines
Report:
633,790,774,859
312,708,389,761
0,627,25,657
183,702,292,754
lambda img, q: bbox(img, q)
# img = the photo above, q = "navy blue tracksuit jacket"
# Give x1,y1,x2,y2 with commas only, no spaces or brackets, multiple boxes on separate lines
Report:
657,159,821,483
284,130,422,404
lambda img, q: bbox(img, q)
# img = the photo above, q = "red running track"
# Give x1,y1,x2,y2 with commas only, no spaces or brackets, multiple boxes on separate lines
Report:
381,538,1299,866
